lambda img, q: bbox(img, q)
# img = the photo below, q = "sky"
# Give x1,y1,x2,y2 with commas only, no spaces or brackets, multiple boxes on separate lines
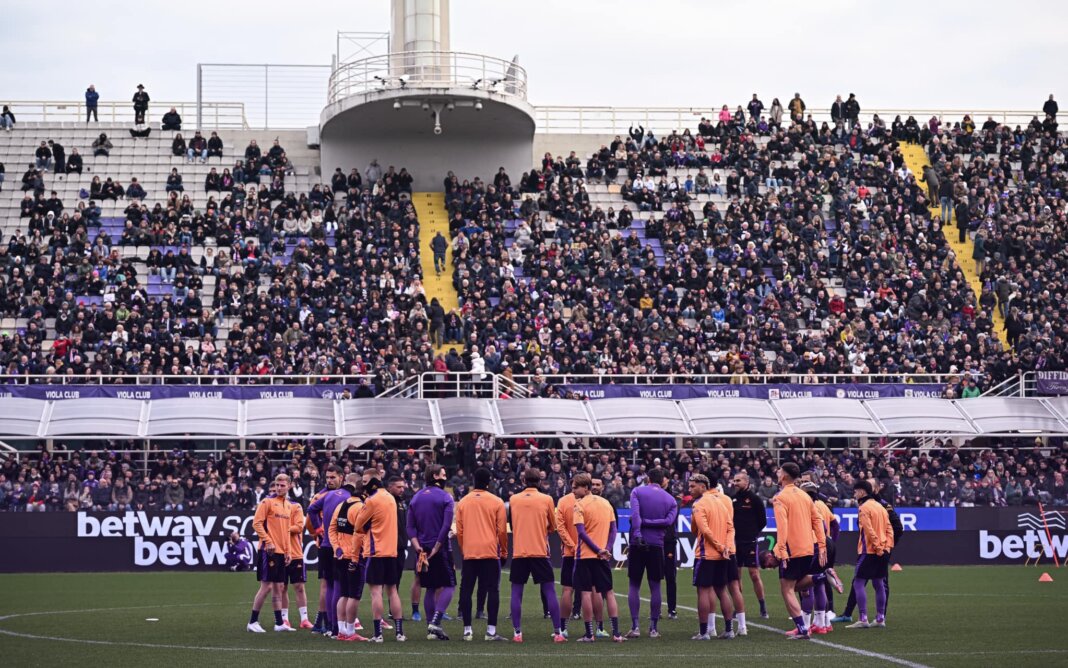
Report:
0,0,1063,122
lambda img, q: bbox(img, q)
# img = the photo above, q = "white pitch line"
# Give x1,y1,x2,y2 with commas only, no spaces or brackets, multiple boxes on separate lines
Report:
0,602,1063,660
618,594,932,668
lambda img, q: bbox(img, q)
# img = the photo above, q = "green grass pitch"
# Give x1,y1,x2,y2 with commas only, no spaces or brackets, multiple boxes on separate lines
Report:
1,565,1066,667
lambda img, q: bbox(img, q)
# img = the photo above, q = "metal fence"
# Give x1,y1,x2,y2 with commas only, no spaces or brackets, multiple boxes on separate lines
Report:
1,100,248,128
4,98,1047,136
196,63,332,130
0,374,373,386
327,50,528,104
533,106,1049,135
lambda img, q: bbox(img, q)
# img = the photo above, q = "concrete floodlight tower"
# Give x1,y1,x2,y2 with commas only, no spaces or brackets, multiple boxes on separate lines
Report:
320,0,535,191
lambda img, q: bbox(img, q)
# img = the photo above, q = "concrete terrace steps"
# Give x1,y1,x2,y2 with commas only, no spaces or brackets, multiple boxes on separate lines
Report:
0,123,328,341
412,191,460,357
899,141,1008,348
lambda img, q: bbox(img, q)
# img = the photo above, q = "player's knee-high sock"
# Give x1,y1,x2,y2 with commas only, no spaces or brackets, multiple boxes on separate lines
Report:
330,581,342,632
510,583,524,634
628,581,641,630
873,578,887,620
824,578,835,614
540,581,561,633
884,571,891,613
842,576,858,617
540,586,549,616
853,578,869,621
486,582,500,627
666,572,677,613
648,580,662,629
814,580,828,627
433,586,454,625
324,581,335,630
423,588,435,621
459,578,474,628
800,587,814,626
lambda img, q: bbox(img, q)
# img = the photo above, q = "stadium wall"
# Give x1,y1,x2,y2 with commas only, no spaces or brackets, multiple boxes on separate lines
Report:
2,508,1065,572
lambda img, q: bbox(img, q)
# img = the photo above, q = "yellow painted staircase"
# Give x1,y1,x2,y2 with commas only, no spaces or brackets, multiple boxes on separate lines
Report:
899,143,1009,348
412,192,460,356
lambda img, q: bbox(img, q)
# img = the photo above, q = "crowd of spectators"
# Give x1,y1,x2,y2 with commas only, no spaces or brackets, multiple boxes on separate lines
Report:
0,91,1064,395
446,97,1030,390
1,434,1065,512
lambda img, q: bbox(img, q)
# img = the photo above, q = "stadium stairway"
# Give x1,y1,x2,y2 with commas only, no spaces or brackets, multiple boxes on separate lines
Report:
900,142,1009,348
412,191,459,356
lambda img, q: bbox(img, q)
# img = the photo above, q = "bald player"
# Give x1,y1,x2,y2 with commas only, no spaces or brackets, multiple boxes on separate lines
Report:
354,471,406,642
772,463,827,640
508,468,565,643
690,473,735,640
248,478,294,633
456,467,509,642
330,474,367,641
625,468,677,638
572,473,624,643
729,471,768,618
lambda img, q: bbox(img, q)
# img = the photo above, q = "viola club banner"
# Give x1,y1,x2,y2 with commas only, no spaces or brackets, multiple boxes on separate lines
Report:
1036,371,1068,395
0,384,359,400
4,506,1060,572
560,383,946,400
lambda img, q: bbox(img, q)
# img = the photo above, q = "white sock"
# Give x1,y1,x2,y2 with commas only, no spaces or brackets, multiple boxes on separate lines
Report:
736,612,746,630
299,606,308,623
487,625,496,636
464,625,472,634
280,609,289,622
708,613,717,634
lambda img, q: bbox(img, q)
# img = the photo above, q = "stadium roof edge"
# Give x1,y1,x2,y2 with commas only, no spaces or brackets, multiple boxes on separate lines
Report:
0,397,1065,441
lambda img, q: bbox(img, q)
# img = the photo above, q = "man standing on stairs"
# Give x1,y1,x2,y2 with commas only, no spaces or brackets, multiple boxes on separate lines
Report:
431,231,448,275
939,174,955,224
428,298,445,349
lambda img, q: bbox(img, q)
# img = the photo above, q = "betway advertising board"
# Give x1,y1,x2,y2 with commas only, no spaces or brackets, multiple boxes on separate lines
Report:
0,506,1065,572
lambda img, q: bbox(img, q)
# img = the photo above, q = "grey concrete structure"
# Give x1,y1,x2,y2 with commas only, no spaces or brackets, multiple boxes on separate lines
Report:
320,0,534,191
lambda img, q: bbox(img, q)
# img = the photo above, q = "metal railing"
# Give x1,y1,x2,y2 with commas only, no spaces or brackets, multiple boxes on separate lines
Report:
378,372,530,399
3,100,249,129
511,372,968,386
328,50,528,103
197,63,332,130
533,106,1049,135
0,374,374,386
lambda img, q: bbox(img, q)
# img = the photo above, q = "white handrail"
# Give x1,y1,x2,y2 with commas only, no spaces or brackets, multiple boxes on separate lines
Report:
532,106,1048,135
512,372,973,386
0,374,375,386
328,51,528,103
3,100,250,129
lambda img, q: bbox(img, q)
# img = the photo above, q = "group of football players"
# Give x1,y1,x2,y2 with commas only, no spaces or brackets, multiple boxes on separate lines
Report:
244,461,899,642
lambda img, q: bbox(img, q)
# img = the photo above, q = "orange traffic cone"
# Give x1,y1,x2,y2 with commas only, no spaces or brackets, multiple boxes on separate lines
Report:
1039,572,1054,582
891,563,903,572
